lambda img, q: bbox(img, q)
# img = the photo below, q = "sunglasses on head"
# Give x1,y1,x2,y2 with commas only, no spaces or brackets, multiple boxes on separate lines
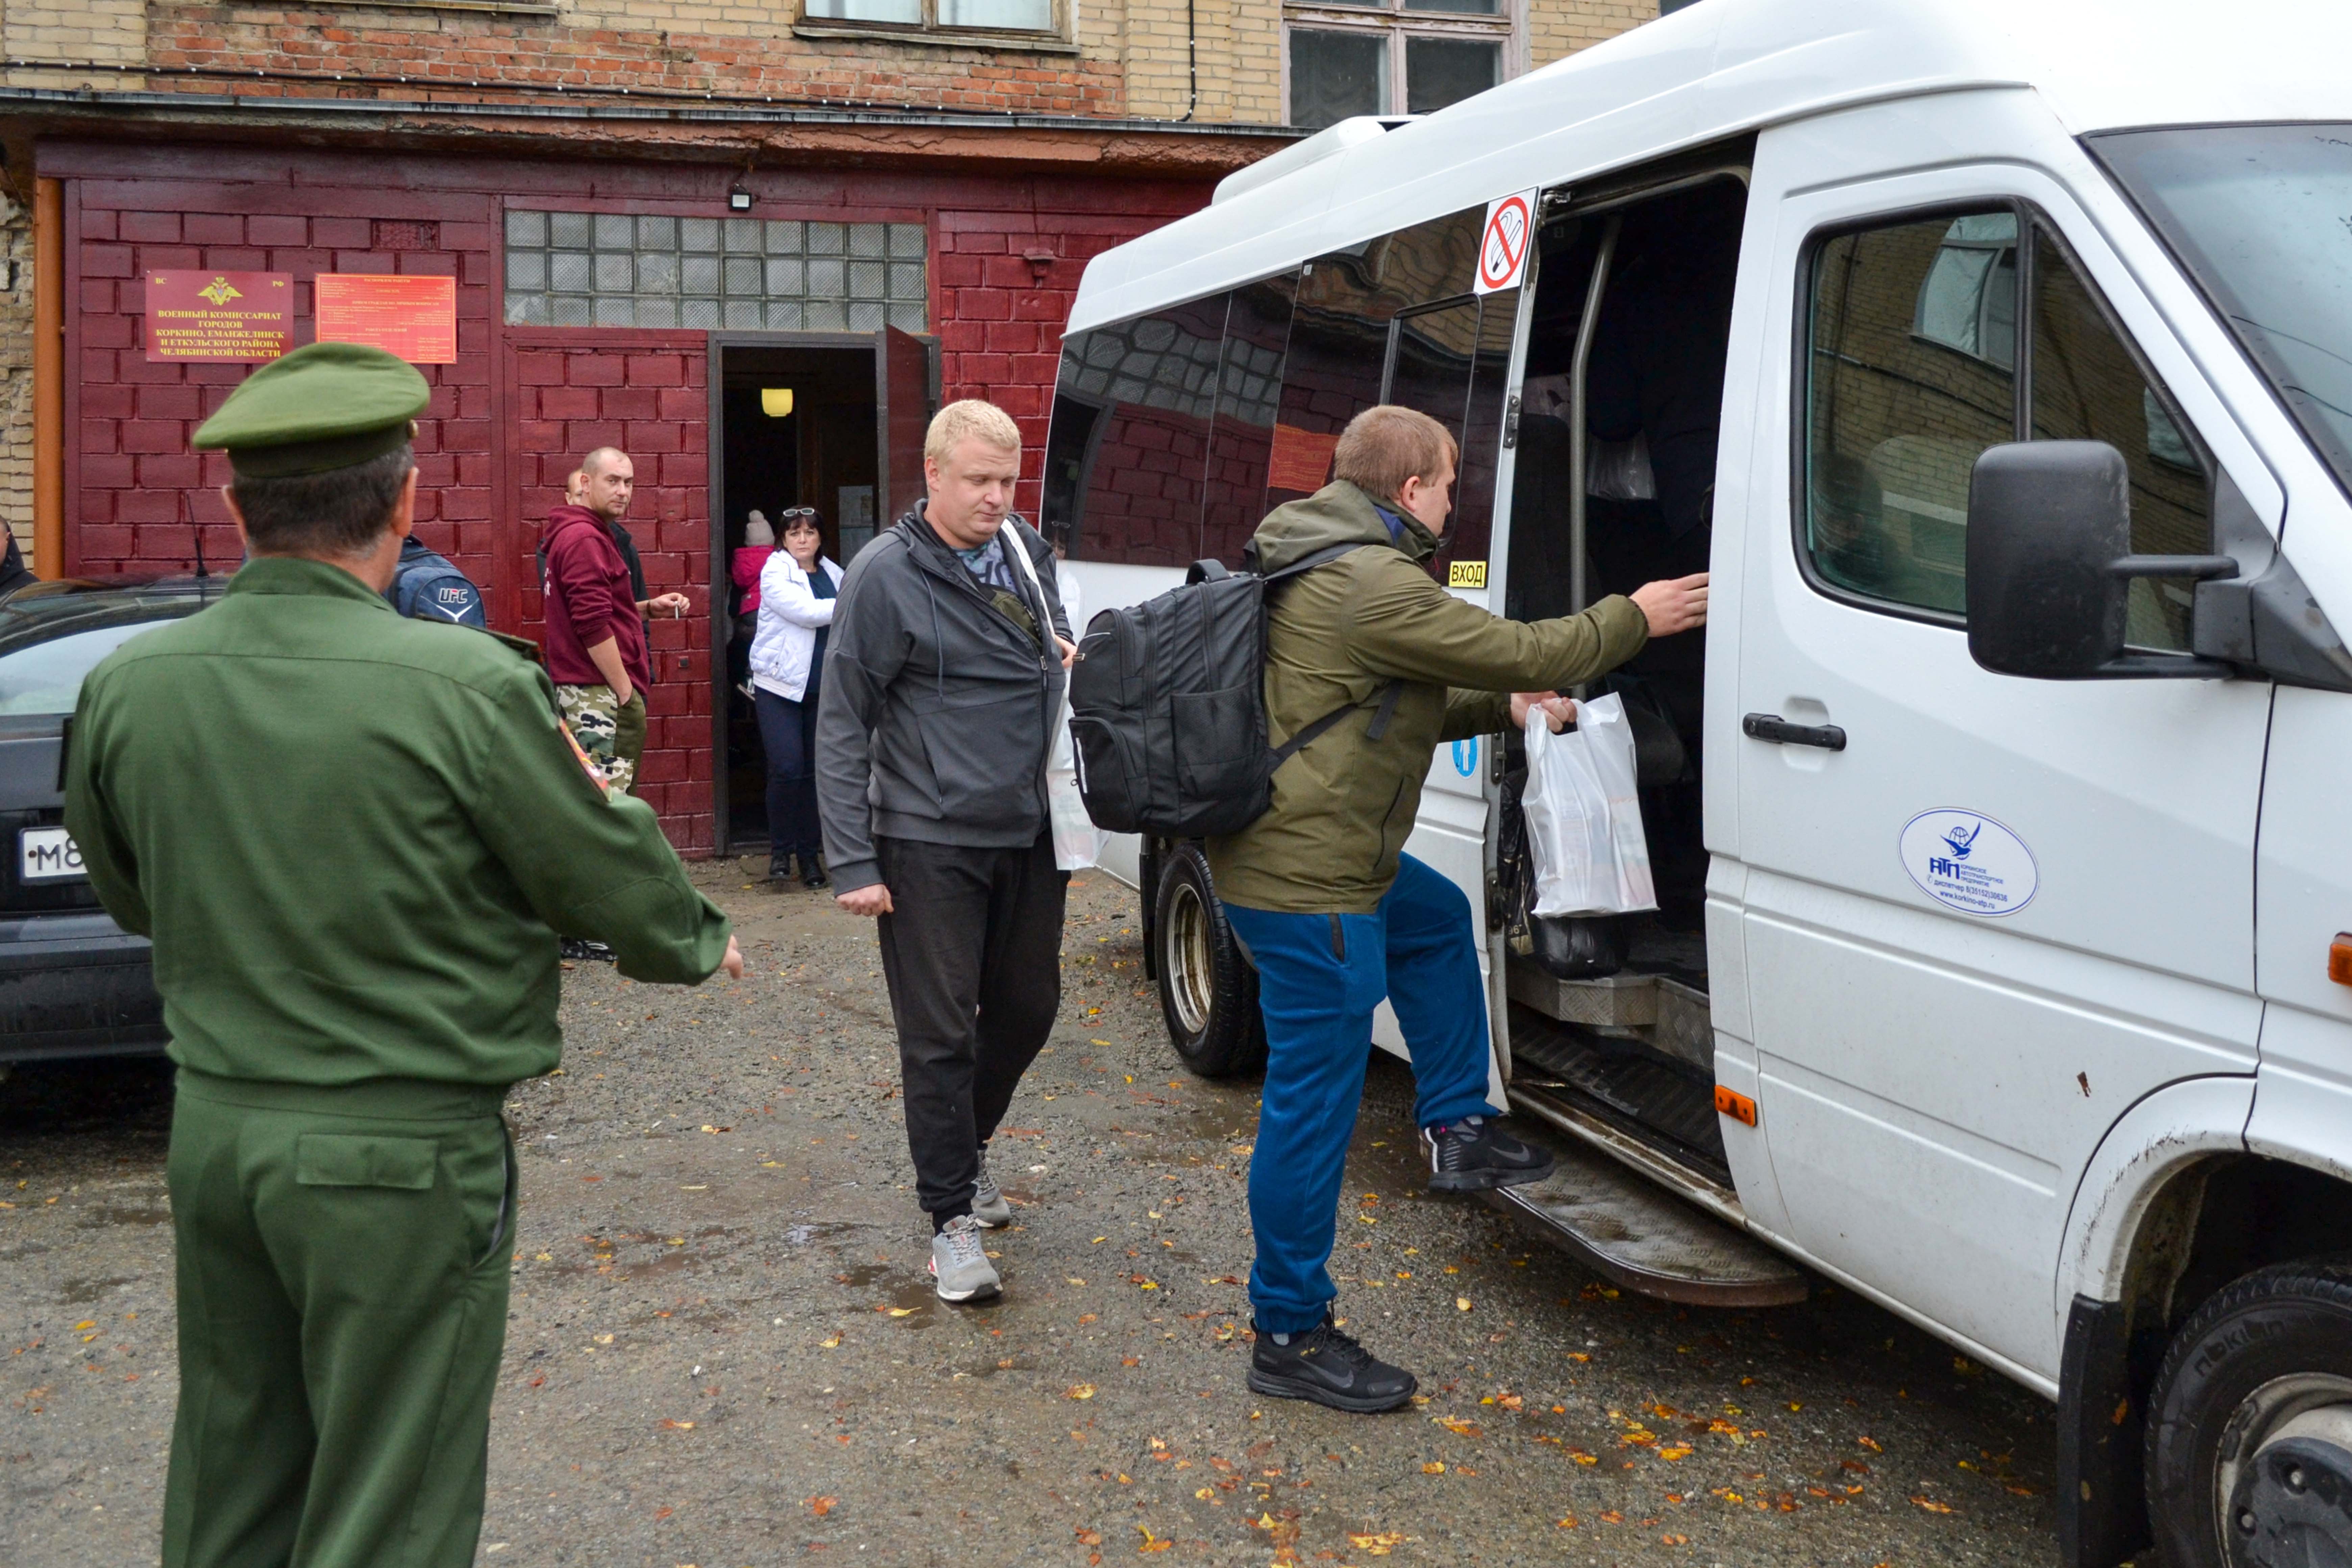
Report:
780,508,819,520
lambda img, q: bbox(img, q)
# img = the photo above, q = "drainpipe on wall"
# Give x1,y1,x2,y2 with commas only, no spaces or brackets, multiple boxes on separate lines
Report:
32,177,61,579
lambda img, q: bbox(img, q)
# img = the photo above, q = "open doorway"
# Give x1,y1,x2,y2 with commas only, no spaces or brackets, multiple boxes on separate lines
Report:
709,330,931,858
1498,158,1750,1182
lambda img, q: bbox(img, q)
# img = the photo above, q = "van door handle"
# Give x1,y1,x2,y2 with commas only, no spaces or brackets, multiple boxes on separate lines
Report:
1742,713,1847,751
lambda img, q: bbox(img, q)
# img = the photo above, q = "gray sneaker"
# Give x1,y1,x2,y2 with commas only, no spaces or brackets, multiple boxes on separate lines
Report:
972,1150,1013,1229
929,1214,1001,1303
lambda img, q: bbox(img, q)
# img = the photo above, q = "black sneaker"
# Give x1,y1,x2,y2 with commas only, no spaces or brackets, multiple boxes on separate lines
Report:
559,938,615,963
801,854,828,890
1423,1115,1555,1193
1249,1315,1416,1413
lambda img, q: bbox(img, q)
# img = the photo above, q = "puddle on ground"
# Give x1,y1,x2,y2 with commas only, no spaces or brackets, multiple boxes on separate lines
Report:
834,1263,888,1288
619,1251,701,1280
784,1221,861,1247
57,1274,141,1304
78,1204,171,1228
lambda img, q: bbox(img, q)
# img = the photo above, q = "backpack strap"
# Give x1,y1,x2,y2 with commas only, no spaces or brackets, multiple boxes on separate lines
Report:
1268,679,1406,769
1260,540,1375,586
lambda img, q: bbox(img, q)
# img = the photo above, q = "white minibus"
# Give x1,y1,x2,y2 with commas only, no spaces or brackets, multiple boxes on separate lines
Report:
1037,2,2352,1563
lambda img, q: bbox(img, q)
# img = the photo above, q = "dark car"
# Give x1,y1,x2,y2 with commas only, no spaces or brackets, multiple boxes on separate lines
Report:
0,576,221,1062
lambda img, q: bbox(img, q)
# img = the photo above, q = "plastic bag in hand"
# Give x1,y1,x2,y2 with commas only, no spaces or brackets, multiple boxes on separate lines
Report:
1523,691,1657,917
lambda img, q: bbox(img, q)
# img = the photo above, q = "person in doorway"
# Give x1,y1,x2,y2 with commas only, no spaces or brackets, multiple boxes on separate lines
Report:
63,341,742,1568
1208,403,1708,1413
816,399,1075,1306
749,508,843,888
540,448,686,795
730,509,775,697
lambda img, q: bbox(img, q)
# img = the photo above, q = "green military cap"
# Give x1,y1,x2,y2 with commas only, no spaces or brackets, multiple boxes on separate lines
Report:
193,341,431,479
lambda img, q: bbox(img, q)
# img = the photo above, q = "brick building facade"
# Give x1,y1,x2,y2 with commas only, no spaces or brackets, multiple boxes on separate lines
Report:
0,0,1669,852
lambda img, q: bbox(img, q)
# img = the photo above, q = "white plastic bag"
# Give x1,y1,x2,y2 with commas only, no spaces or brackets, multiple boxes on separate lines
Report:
1001,521,1102,871
1523,692,1656,917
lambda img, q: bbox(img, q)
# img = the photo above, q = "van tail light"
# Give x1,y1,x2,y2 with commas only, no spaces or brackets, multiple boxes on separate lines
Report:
1714,1085,1758,1127
2331,934,2352,987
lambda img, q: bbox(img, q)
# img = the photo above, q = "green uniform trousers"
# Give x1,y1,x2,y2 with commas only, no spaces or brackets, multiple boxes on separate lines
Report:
163,1070,516,1568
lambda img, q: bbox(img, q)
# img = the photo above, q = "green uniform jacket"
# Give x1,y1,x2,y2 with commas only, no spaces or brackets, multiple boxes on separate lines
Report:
1205,481,1650,915
64,556,733,1087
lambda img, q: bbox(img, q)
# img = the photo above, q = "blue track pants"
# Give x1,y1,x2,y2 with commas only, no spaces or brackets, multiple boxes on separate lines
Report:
1223,853,1497,1334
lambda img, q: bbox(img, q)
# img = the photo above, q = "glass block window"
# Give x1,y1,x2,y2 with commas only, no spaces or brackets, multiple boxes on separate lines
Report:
503,210,929,332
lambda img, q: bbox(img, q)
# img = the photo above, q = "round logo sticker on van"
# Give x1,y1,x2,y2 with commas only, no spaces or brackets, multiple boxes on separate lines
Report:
1899,809,2038,917
1452,738,1478,777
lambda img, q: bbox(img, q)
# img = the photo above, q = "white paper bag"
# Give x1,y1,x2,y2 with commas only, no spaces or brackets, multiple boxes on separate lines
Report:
1523,692,1656,917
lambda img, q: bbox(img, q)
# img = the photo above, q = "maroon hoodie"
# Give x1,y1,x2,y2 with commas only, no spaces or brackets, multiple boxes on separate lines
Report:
540,505,650,691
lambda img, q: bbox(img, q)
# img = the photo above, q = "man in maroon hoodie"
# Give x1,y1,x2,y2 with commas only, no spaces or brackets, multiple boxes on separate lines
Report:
541,448,685,793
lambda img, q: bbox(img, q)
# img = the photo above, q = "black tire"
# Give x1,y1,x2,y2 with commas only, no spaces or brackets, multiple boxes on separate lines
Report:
2145,1257,2352,1568
1153,841,1265,1078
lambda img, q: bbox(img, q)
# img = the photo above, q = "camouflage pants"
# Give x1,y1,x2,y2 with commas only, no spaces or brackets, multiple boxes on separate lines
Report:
555,684,647,795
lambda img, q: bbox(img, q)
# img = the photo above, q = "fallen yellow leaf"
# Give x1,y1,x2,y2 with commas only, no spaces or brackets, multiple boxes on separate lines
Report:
1455,1297,1472,1312
819,1333,842,1348
1433,1416,1484,1438
887,1307,918,1318
806,1495,837,1517
1911,1495,1954,1515
1555,1515,1578,1529
1422,1462,1446,1474
1068,1384,1098,1400
656,1418,695,1430
1348,1531,1405,1554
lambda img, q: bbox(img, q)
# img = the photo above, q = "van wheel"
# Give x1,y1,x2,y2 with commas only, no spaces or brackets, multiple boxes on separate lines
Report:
1153,842,1265,1079
2145,1259,2352,1568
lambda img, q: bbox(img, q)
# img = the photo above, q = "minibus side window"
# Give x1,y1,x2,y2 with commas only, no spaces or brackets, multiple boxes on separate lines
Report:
1200,274,1299,566
1447,288,1519,576
1267,207,1484,509
1803,211,2018,615
1800,207,2213,636
1044,293,1230,565
2028,226,2210,652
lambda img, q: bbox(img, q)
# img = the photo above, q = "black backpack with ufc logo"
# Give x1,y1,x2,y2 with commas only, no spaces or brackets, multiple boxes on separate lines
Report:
1066,545,1402,839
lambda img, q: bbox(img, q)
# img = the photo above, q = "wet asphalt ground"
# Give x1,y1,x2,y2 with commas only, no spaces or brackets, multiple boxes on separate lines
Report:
5,862,2063,1567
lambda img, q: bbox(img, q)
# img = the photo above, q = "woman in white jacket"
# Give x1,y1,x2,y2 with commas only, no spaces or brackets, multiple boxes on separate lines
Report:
749,509,845,887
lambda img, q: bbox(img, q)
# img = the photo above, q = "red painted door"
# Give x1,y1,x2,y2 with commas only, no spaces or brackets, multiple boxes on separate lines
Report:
498,329,713,851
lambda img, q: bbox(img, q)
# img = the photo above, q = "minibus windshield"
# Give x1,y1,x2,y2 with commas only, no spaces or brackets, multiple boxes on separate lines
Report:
2094,124,2352,501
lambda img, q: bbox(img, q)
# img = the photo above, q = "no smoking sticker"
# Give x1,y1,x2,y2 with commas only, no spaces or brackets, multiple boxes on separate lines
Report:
1475,189,1538,295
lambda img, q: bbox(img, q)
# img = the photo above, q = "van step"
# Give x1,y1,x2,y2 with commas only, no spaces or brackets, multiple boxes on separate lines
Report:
1481,1114,1809,1308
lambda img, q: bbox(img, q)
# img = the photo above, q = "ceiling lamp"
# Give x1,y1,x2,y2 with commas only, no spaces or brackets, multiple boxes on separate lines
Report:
760,388,794,418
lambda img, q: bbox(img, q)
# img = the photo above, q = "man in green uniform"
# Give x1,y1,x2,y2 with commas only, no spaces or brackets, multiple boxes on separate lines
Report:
63,342,743,1568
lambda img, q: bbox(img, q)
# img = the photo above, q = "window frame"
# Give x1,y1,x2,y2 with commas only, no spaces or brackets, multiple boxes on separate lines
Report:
1282,0,1523,127
796,0,1070,46
1790,195,2215,634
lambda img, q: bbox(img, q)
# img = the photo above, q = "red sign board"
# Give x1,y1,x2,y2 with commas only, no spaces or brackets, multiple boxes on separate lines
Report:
315,274,457,364
1267,423,1341,494
143,272,294,362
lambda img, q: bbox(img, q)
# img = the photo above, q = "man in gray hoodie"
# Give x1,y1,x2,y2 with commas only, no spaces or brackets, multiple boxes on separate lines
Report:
816,399,1074,1304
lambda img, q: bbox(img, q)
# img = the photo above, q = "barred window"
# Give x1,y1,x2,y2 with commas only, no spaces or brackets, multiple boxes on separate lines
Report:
502,211,928,332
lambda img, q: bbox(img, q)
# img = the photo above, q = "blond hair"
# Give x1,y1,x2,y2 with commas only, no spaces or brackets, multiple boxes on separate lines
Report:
1332,405,1457,505
924,399,1022,465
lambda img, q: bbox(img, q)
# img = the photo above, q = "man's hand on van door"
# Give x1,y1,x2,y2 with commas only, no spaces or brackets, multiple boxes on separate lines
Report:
837,884,894,917
1511,692,1576,733
1631,572,1709,636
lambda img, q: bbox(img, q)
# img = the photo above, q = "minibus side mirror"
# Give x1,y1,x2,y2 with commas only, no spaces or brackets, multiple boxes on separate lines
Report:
1965,440,2236,680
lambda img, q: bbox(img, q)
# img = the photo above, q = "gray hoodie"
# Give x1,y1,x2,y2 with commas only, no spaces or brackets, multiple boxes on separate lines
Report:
815,502,1071,894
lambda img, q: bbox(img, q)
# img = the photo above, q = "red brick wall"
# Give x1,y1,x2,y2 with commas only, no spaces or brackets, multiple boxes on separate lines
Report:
148,15,1124,117
47,139,1210,854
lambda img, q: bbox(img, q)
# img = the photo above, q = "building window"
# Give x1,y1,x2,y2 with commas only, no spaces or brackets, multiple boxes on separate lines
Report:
802,0,1056,33
502,212,928,332
1285,0,1512,129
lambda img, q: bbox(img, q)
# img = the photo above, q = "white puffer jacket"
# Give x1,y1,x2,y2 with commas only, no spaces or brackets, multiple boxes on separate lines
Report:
749,552,844,703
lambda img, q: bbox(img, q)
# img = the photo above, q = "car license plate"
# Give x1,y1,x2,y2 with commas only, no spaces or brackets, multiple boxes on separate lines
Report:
18,825,85,884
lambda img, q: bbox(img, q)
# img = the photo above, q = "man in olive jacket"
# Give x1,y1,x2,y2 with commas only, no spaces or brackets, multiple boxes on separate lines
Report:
64,342,742,1568
1207,404,1706,1414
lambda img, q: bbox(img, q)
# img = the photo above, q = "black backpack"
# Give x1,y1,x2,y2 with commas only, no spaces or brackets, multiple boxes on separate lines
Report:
1067,545,1401,839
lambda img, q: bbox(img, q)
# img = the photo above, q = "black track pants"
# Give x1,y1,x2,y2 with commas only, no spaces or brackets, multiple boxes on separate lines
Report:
874,832,1067,1225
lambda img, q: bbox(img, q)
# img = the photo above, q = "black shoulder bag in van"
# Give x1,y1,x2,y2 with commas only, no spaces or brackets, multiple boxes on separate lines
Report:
1065,547,1402,839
